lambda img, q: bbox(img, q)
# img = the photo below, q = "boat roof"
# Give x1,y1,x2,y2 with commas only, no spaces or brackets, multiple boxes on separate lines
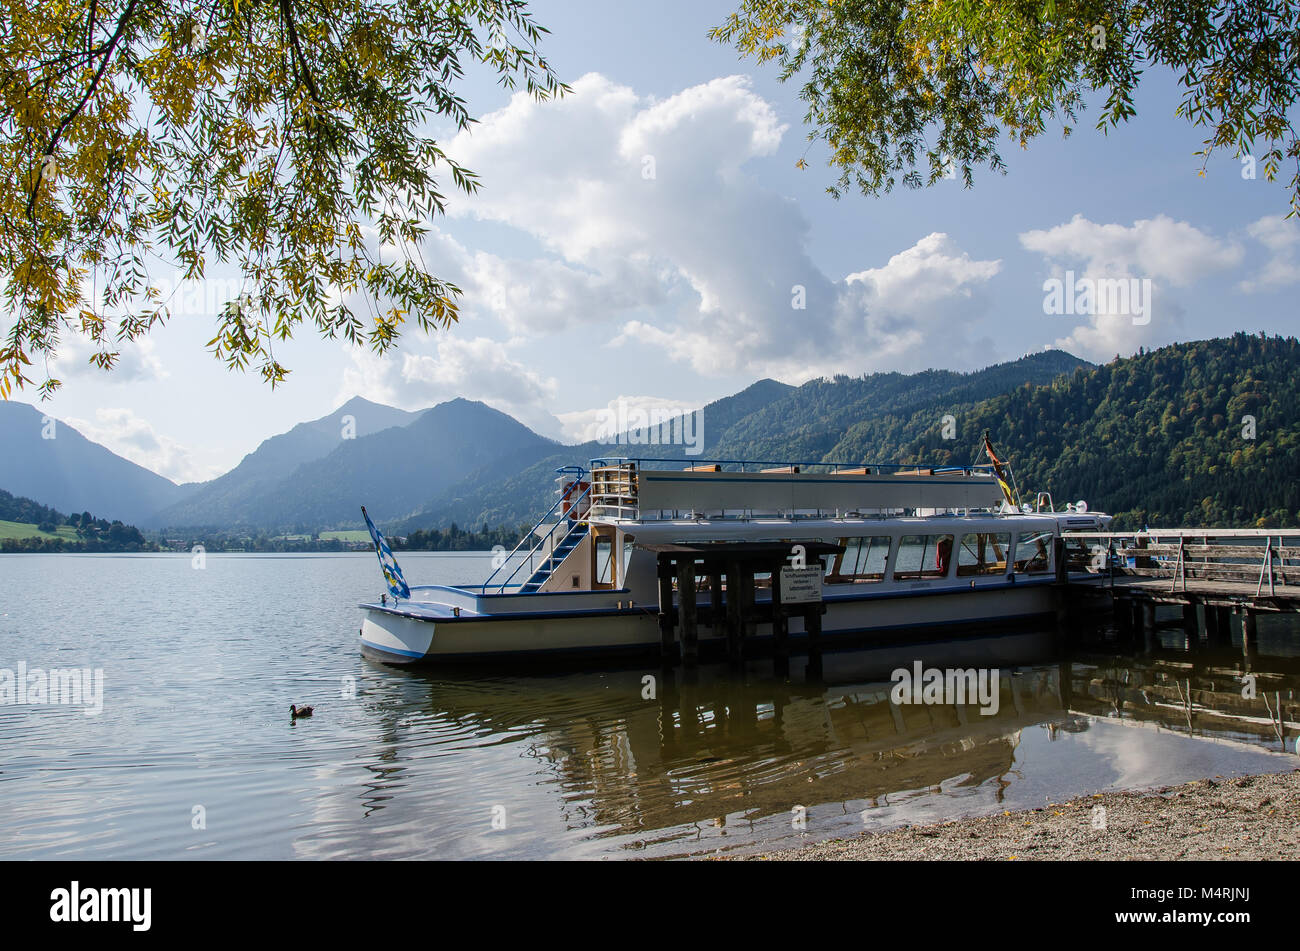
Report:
585,456,1006,520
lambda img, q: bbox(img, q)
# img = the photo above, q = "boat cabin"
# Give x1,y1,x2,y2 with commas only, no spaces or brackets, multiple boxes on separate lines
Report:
481,457,1107,603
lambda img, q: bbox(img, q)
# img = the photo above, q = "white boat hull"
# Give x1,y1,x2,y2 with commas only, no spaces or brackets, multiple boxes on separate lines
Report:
359,578,1059,665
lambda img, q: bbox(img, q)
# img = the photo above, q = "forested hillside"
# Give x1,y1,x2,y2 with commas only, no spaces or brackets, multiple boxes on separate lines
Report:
849,334,1299,528
0,489,153,552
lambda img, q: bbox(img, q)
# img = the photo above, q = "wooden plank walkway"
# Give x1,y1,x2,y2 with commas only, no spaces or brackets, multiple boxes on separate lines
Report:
1102,577,1300,609
1062,530,1300,607
1058,530,1300,661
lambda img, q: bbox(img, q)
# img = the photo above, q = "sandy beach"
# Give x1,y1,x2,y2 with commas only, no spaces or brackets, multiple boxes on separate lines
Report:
738,769,1300,861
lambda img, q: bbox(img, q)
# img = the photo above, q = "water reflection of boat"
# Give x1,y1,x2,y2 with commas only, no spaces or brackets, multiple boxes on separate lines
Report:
364,639,1071,839
347,634,1298,852
1067,651,1300,752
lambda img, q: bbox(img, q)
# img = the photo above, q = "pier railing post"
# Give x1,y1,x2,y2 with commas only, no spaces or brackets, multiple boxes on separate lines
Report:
1171,537,1186,594
1257,538,1277,597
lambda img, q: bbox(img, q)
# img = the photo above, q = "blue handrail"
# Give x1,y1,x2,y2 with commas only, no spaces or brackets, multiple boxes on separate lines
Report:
482,476,593,593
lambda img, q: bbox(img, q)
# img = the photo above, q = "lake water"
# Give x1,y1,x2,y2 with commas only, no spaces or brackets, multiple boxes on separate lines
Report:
0,552,1296,859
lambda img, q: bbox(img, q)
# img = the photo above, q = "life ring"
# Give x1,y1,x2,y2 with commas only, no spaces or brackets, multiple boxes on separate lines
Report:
561,480,589,516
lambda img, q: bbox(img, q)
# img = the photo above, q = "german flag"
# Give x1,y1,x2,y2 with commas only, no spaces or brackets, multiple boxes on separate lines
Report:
982,432,1018,509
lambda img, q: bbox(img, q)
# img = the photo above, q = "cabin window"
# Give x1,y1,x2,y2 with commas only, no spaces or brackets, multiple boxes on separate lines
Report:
828,535,891,583
893,534,955,580
621,538,636,586
957,533,1012,576
594,535,615,585
1014,531,1053,574
1061,536,1094,573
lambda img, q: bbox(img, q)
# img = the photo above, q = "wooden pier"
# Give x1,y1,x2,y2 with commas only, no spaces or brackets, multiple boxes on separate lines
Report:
1060,530,1300,661
645,541,840,674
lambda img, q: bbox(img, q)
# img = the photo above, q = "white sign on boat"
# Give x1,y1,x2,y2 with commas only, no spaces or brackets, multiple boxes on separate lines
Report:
780,566,823,604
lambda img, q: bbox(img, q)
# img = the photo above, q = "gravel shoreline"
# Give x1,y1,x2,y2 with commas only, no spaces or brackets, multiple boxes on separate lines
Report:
738,769,1300,860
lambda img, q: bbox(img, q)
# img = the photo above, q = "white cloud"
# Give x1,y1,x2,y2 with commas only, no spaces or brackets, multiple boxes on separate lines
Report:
1020,213,1240,285
556,394,701,444
610,232,1003,379
50,331,168,384
840,233,1003,370
465,251,668,335
1019,214,1241,359
339,336,562,436
443,73,1003,379
1240,215,1300,291
62,408,219,483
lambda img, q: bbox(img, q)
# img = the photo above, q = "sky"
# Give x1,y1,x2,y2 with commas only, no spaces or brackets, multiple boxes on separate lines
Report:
13,0,1300,484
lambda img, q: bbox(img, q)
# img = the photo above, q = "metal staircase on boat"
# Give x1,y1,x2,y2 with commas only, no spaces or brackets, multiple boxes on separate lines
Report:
519,521,589,593
483,473,594,593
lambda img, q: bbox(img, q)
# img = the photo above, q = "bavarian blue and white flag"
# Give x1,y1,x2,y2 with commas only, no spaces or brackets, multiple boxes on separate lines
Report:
362,506,410,600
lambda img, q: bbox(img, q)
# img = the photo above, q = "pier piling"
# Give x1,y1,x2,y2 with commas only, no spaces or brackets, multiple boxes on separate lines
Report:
805,603,824,681
1204,603,1220,642
709,572,725,635
657,571,675,664
1142,602,1158,653
725,558,744,662
1241,608,1258,664
1215,606,1234,646
772,573,789,679
1063,530,1300,658
647,541,842,674
678,559,699,666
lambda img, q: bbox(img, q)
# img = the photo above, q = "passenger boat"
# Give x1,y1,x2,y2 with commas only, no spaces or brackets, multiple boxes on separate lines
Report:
358,446,1112,665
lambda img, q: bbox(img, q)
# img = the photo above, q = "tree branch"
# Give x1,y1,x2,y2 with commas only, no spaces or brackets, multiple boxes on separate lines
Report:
26,0,139,220
279,0,324,105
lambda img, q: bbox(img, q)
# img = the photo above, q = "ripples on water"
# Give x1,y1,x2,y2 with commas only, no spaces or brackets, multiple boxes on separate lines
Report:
0,552,1296,859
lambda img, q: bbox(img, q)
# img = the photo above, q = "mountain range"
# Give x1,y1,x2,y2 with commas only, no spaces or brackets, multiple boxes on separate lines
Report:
1,335,1295,533
0,400,194,526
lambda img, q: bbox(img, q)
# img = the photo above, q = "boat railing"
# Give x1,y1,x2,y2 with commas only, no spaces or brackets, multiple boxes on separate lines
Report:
590,460,639,519
483,478,594,593
588,456,996,476
586,456,998,521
